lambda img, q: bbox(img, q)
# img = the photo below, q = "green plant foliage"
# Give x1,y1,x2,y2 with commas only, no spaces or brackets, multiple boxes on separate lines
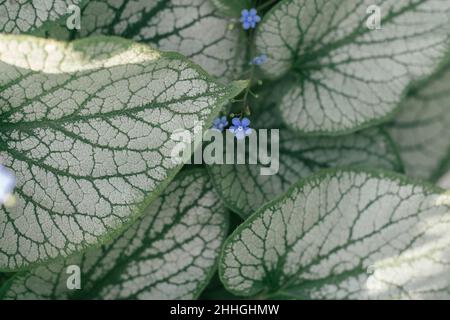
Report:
0,34,243,271
256,0,450,135
220,169,450,299
207,96,403,218
0,169,229,299
1,0,450,301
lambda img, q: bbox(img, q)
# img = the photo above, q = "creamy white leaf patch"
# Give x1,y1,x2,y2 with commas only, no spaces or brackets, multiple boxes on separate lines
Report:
0,35,244,271
37,0,245,81
0,0,83,33
256,0,450,135
388,59,450,181
208,92,402,218
220,169,450,299
0,169,229,299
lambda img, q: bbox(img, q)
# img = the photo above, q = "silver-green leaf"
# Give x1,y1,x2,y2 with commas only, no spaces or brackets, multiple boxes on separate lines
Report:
388,58,450,181
220,169,450,299
256,0,450,135
0,169,229,299
0,35,244,271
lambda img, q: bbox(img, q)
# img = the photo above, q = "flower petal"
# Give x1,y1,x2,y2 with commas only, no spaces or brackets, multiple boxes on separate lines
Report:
235,131,246,140
232,118,241,126
241,117,251,127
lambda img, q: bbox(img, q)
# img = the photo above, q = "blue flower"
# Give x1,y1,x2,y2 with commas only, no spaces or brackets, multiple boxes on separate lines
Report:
251,54,268,65
240,8,261,30
212,116,228,132
0,165,16,204
229,117,252,140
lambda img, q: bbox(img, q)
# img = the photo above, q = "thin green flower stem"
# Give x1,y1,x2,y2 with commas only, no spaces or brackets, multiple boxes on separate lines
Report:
240,28,256,118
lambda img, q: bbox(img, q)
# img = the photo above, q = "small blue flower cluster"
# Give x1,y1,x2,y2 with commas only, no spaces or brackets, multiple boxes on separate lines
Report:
212,117,252,140
240,8,261,30
229,118,252,140
239,8,268,66
219,7,265,139
212,116,228,132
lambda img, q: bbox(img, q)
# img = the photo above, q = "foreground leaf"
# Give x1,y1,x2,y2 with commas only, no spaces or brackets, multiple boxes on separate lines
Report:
388,58,450,180
0,169,228,299
256,0,450,135
220,169,450,299
31,0,245,81
207,92,402,218
0,35,244,271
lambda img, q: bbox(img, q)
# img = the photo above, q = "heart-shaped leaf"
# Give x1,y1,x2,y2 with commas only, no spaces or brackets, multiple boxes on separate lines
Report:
220,169,450,299
0,169,229,299
0,34,244,271
388,58,450,181
256,0,450,135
